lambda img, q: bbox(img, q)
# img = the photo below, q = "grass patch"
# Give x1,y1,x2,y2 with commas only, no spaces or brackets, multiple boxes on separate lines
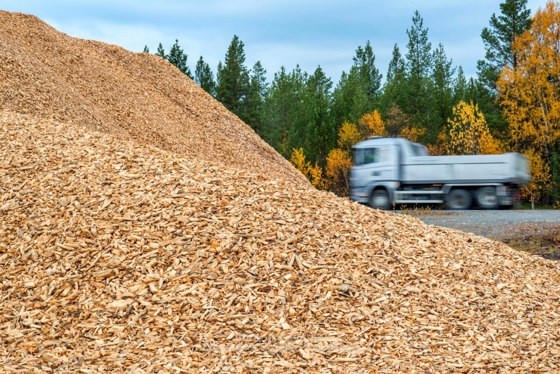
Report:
398,204,455,216
503,226,560,260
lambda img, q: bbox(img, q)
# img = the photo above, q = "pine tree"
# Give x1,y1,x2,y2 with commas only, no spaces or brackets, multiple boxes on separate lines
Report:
476,0,532,138
302,66,334,165
331,70,369,127
431,43,455,132
243,61,268,134
477,0,532,93
404,10,434,142
452,66,468,103
283,66,308,155
167,39,192,78
156,43,166,59
332,41,381,130
261,66,305,157
216,35,250,119
195,56,216,96
352,41,382,103
381,44,406,114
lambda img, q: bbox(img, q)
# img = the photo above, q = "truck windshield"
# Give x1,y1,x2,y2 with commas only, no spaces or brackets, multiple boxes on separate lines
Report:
353,148,378,166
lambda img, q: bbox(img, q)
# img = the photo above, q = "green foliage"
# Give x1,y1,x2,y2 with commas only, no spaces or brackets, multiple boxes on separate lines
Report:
381,44,406,114
243,61,268,134
216,35,251,120
261,66,334,165
147,2,552,204
261,66,306,158
167,39,192,78
352,41,382,102
152,40,192,78
195,56,216,96
302,67,335,165
403,11,436,143
452,67,468,103
332,70,370,127
431,43,455,133
156,43,165,58
475,0,532,137
405,11,432,85
477,0,532,93
332,41,382,129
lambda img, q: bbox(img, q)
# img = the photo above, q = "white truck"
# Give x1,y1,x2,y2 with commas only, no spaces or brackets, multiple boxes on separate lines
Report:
349,137,531,210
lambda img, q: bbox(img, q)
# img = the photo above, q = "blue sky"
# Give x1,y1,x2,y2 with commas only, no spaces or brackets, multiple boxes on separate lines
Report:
0,1,550,83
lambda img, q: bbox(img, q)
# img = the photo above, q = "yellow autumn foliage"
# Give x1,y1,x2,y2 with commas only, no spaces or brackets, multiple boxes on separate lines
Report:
399,126,426,143
498,1,560,151
337,121,361,151
359,109,387,137
443,101,503,155
290,147,307,173
325,148,352,196
521,148,552,208
290,147,326,189
497,2,560,204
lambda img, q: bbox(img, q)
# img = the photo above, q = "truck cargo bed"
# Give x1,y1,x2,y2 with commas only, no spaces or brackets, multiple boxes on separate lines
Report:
402,153,530,186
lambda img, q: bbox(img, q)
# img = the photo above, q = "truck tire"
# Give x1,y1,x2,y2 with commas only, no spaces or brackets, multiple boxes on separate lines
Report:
446,189,472,210
369,189,391,210
475,186,499,209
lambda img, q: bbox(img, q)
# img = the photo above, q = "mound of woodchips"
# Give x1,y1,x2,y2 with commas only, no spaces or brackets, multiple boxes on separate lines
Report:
0,11,306,186
1,11,560,374
2,112,560,372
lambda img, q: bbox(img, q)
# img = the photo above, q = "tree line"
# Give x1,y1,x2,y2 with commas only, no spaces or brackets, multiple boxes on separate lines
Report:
146,0,560,206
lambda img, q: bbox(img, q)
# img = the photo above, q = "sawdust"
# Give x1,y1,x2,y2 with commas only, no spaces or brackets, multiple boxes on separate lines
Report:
1,11,560,373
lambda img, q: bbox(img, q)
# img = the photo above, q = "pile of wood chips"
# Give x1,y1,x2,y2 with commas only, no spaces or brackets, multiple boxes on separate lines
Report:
1,11,560,373
0,11,306,187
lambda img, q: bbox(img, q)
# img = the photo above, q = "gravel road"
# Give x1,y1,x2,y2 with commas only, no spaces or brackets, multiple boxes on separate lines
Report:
402,209,560,240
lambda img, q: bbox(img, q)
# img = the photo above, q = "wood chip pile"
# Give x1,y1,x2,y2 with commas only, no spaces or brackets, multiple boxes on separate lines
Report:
2,113,560,372
0,11,306,186
1,11,560,374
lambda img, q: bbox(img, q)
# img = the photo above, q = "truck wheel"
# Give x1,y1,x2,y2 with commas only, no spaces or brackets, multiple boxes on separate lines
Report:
475,186,499,209
446,189,472,210
369,189,391,210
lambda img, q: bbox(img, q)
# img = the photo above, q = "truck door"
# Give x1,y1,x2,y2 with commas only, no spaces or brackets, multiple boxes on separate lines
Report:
352,145,398,183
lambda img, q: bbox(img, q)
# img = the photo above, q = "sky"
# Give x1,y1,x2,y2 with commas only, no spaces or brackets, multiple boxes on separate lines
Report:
0,0,551,83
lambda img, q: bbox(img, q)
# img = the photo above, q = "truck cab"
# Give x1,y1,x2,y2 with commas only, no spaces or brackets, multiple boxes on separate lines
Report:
350,137,427,209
